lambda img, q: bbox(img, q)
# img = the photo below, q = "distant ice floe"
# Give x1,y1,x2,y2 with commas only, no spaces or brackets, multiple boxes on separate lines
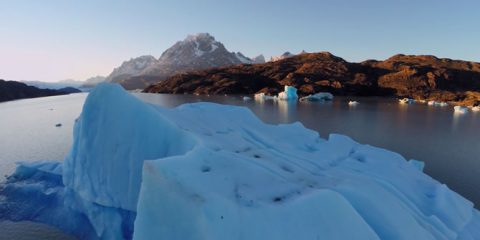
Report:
299,92,333,102
348,100,359,106
254,86,334,104
399,98,415,104
1,83,480,240
454,106,469,114
242,96,251,101
254,92,276,101
428,100,449,107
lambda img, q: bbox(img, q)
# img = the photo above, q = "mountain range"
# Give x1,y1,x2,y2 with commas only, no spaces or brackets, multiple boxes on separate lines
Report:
22,76,106,91
105,33,265,89
144,52,480,106
0,80,80,102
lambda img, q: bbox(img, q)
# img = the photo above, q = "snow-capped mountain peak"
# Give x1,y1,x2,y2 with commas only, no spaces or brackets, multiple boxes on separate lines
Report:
252,54,266,64
235,52,253,64
105,55,158,82
270,51,296,62
106,33,265,89
156,33,227,64
234,52,266,64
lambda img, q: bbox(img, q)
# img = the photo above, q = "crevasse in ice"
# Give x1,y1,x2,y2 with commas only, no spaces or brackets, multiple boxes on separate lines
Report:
1,83,479,240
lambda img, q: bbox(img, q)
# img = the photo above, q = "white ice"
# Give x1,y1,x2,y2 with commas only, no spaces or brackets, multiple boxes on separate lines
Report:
300,92,333,102
277,86,298,101
454,106,469,114
399,98,415,104
254,92,276,101
349,100,359,106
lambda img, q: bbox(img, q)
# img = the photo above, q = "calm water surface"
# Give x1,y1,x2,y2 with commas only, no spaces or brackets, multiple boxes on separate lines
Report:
0,92,479,238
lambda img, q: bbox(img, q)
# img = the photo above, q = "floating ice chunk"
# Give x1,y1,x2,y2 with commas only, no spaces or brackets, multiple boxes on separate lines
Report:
399,98,415,104
254,92,276,101
348,100,359,106
454,106,468,114
427,101,448,107
299,92,333,102
277,86,298,101
470,106,480,112
433,101,448,107
243,96,251,101
438,102,448,107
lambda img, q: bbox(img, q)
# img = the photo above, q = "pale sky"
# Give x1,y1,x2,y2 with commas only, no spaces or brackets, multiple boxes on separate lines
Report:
0,0,479,82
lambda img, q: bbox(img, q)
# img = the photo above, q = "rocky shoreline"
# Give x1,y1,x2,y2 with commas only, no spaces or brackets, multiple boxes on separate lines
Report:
144,52,480,106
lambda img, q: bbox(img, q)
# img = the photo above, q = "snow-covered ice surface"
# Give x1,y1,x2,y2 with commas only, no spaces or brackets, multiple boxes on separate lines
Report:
1,83,480,240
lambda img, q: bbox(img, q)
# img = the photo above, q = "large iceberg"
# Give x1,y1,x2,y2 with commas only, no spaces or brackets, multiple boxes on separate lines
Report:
277,85,298,101
1,83,480,239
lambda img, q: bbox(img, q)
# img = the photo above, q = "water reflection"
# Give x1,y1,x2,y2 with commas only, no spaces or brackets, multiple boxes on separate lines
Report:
276,100,297,123
452,111,467,131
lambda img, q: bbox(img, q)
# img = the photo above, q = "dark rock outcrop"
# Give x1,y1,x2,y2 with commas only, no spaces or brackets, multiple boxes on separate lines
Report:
144,52,480,105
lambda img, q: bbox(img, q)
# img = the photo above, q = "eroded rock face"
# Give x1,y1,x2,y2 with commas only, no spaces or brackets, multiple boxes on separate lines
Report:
144,52,480,104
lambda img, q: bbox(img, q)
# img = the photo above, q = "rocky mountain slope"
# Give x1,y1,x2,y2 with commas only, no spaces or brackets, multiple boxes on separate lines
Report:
80,75,106,88
144,52,480,105
105,55,158,85
107,33,263,89
0,80,77,102
270,51,296,62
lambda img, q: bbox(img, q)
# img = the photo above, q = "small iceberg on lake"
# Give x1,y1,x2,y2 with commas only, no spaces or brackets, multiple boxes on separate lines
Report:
277,85,298,101
454,106,469,114
1,83,480,240
299,92,333,102
242,96,251,101
348,100,359,106
428,101,448,107
254,92,276,101
399,98,415,104
438,102,449,107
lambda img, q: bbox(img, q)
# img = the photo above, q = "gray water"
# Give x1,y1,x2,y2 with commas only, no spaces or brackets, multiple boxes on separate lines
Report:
0,93,479,238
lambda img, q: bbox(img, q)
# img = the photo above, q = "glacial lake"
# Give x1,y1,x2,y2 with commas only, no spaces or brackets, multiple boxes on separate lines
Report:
0,92,479,238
